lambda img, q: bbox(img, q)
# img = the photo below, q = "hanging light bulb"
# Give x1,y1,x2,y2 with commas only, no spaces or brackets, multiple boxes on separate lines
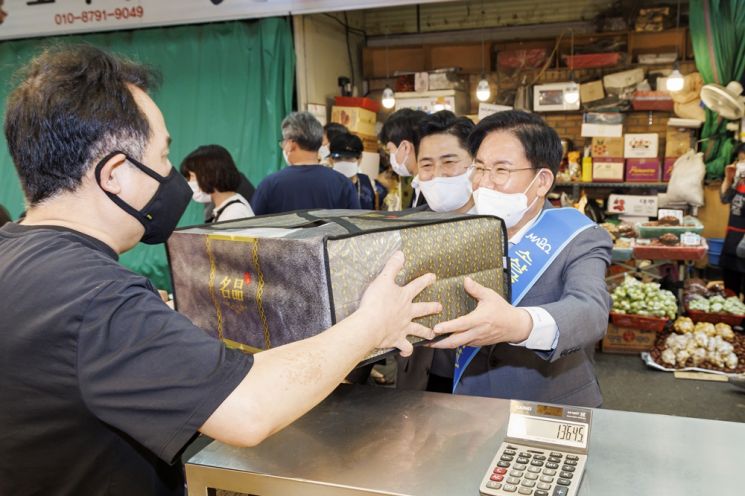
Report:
563,80,580,105
667,67,685,92
382,86,396,109
476,77,491,102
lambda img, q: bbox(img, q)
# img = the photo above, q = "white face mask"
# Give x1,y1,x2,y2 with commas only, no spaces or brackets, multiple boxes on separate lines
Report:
473,172,541,228
418,172,473,212
736,161,745,178
188,180,212,204
333,160,359,178
390,144,411,177
282,149,291,166
319,144,330,161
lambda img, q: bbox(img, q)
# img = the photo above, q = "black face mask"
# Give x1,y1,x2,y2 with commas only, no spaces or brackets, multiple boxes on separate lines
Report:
94,151,192,244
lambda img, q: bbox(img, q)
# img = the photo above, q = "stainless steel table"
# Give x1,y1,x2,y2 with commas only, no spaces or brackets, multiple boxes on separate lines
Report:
185,384,745,495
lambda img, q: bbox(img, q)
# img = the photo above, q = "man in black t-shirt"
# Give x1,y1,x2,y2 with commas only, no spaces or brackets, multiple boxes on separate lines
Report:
0,45,440,496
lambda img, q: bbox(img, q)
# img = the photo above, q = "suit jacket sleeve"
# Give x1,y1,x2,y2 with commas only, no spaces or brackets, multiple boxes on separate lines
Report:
534,225,612,362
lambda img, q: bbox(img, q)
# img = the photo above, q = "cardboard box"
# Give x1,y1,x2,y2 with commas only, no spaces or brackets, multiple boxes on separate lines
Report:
593,158,625,182
624,133,659,158
662,157,676,182
665,127,694,157
582,123,623,138
478,103,512,120
395,90,468,115
331,106,377,136
592,137,625,158
414,72,429,92
625,158,661,182
603,68,645,89
607,194,659,216
580,80,605,103
602,324,657,353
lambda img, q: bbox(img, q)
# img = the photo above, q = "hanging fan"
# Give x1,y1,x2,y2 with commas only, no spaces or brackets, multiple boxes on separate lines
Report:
700,81,745,120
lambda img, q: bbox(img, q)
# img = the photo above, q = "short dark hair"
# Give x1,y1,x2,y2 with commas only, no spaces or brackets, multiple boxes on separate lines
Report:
4,44,160,206
329,133,363,160
0,204,11,227
180,145,241,194
418,110,475,154
734,142,745,159
324,122,348,144
467,110,562,175
379,108,428,151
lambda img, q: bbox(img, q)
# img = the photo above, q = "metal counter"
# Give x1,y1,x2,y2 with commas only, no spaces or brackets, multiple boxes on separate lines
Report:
185,384,745,495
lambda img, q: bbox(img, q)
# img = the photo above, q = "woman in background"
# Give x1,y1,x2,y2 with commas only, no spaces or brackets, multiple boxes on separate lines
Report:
180,145,254,222
720,142,745,296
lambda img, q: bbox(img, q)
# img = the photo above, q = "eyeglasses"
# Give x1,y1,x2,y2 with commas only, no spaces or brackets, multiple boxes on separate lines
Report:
469,165,536,185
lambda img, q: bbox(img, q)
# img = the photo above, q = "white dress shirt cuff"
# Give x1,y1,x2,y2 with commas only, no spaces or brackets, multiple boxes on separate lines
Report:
510,307,559,351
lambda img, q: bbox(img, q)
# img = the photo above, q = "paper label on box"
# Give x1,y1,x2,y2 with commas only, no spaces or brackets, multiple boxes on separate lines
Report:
592,159,624,181
624,133,659,158
608,194,658,216
625,158,660,182
591,137,625,157
680,232,701,246
582,123,623,138
478,103,512,121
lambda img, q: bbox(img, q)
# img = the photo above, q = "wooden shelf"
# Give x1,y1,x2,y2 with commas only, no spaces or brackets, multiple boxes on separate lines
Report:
555,182,668,189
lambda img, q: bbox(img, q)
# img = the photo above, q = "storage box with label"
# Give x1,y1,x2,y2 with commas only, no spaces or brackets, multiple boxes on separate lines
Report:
331,106,377,136
591,137,625,158
602,324,657,353
625,158,661,182
607,194,659,216
580,80,605,103
167,210,510,361
624,133,659,158
394,90,468,115
593,158,625,182
665,127,694,157
427,70,466,91
631,91,674,111
603,68,645,90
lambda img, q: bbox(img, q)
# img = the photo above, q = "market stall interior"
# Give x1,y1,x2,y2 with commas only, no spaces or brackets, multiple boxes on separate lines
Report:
1,0,744,495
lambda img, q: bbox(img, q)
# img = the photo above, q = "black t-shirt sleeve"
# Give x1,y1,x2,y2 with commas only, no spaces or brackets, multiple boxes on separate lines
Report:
76,280,253,463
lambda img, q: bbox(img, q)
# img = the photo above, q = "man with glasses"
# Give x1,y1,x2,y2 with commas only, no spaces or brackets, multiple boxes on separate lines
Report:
251,112,360,215
431,110,612,407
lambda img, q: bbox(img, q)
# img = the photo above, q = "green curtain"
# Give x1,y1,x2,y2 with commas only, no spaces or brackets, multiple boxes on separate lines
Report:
0,18,295,290
690,0,745,179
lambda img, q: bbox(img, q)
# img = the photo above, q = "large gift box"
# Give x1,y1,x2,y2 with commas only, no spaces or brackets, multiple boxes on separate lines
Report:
167,210,510,359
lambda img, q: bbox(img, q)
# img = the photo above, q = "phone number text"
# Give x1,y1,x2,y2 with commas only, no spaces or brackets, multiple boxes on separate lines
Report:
54,7,144,26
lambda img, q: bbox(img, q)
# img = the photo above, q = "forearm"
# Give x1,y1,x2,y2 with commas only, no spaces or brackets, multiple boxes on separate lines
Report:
206,310,378,446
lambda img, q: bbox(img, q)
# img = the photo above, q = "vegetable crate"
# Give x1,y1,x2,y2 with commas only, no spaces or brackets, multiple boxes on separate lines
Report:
685,308,744,327
610,312,669,332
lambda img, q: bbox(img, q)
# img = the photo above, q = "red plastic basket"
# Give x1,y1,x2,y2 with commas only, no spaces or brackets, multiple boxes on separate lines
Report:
562,53,622,69
632,241,708,261
685,308,744,326
610,312,669,332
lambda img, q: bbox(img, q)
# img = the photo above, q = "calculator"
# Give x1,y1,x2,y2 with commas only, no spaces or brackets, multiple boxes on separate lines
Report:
479,400,592,496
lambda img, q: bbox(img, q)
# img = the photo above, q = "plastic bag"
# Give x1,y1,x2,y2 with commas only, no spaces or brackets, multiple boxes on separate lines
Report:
665,150,706,207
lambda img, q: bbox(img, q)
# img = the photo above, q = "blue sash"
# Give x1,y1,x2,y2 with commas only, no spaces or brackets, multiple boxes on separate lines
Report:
452,208,595,393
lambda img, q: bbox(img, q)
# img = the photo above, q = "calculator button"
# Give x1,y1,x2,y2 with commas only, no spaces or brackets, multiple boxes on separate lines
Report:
542,469,556,476
521,480,536,488
498,461,511,468
525,473,539,481
537,482,552,490
490,474,504,482
507,477,521,485
530,460,544,467
545,462,559,469
501,455,515,462
564,460,577,466
552,487,568,496
494,468,508,475
565,455,579,461
561,466,575,473
527,449,544,454
518,489,533,496
504,483,518,492
557,478,572,486
559,472,573,479
519,452,532,458
550,452,563,458
517,457,530,464
486,481,502,490
539,475,554,483
532,455,546,461
505,449,517,456
507,445,518,450
528,467,542,474
510,471,524,478
514,464,527,471
548,457,562,464
535,491,549,496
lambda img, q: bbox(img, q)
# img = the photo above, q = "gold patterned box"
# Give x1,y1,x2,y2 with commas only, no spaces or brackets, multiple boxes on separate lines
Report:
166,210,510,358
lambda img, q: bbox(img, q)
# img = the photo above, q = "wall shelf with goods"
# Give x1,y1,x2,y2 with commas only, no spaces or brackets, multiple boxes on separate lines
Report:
554,182,668,199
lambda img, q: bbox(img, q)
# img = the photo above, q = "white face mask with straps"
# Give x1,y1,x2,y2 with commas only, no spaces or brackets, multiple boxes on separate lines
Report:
417,172,473,212
390,143,412,177
188,180,212,204
473,171,541,228
333,160,359,178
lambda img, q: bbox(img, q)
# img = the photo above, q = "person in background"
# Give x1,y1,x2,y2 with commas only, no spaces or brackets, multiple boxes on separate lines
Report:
0,203,11,226
320,122,348,164
413,110,475,213
378,108,428,208
251,112,360,215
180,144,254,223
328,133,387,210
0,45,440,495
429,110,612,407
719,142,745,296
